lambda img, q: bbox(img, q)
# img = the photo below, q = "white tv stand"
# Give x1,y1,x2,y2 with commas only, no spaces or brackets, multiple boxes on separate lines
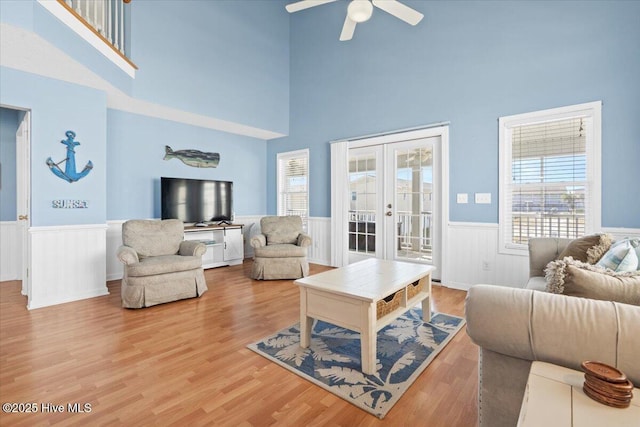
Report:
184,224,244,269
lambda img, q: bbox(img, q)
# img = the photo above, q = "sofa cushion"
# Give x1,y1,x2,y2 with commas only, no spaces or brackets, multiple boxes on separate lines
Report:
556,233,612,264
595,238,639,272
525,276,547,292
254,243,308,258
545,257,640,305
260,216,302,245
123,219,184,257
127,255,202,277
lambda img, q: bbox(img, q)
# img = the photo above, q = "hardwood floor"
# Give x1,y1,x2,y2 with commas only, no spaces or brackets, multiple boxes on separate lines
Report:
0,263,478,426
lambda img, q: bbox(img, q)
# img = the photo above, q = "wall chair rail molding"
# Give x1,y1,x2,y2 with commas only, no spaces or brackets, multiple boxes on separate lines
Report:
601,227,640,241
28,223,108,310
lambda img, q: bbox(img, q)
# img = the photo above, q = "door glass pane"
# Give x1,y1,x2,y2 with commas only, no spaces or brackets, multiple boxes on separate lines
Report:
349,152,376,255
395,147,433,261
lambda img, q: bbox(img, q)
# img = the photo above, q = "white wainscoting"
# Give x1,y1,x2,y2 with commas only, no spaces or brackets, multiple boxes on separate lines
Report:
444,223,640,291
0,221,22,281
307,217,331,266
29,224,109,310
104,218,639,289
106,216,332,280
445,222,530,290
106,220,125,281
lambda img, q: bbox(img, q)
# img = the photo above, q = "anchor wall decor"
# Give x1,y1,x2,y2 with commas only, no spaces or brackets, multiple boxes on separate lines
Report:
46,130,93,183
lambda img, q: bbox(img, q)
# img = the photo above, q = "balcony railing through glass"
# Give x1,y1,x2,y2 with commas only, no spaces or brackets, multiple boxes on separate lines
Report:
348,210,432,261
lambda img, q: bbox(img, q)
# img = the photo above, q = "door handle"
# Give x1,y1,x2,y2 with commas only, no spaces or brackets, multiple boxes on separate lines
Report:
386,211,392,216
18,214,29,221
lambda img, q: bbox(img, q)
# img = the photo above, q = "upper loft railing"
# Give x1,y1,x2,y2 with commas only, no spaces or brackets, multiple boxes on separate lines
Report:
56,0,136,69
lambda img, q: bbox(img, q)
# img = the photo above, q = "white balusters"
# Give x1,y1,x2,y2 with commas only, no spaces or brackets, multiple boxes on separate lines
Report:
64,0,126,56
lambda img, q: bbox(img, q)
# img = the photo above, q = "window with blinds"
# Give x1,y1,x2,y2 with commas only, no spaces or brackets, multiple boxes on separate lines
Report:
499,102,602,252
277,149,309,230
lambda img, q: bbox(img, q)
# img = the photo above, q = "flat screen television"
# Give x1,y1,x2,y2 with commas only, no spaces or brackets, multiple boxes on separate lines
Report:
161,177,233,224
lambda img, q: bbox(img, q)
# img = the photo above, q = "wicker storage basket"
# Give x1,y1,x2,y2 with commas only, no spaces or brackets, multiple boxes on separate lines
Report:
377,288,405,319
407,279,424,300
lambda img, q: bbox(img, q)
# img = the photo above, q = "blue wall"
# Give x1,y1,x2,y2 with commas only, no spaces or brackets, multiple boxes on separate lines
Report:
0,108,19,221
0,1,288,226
1,1,291,135
130,0,290,135
2,1,638,228
0,67,107,227
269,0,640,228
107,110,267,220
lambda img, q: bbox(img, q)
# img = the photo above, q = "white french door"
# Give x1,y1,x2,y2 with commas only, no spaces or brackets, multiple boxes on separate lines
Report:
347,145,384,263
347,136,442,277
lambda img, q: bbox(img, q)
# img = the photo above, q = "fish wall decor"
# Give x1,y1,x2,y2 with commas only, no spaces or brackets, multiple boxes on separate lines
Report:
163,145,220,168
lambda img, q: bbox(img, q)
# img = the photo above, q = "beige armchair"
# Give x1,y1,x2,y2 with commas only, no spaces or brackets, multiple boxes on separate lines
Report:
117,219,208,308
250,216,312,280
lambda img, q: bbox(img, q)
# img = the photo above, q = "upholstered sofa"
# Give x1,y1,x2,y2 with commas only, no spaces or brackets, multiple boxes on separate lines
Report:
250,216,312,280
525,237,572,291
465,285,640,427
466,235,640,426
117,219,208,308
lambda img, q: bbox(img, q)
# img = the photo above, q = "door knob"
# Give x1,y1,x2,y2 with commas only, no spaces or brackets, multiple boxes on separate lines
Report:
386,211,392,216
387,204,392,209
18,214,29,221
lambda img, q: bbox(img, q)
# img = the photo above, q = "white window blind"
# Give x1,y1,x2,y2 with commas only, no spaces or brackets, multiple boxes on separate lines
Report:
509,118,587,244
277,149,309,229
499,102,602,253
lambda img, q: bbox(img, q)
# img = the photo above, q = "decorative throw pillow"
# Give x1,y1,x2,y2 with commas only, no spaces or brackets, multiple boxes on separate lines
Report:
545,257,640,305
595,238,639,272
556,234,612,264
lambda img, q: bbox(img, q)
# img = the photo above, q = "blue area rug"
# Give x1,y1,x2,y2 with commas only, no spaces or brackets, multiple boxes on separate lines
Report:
247,309,465,418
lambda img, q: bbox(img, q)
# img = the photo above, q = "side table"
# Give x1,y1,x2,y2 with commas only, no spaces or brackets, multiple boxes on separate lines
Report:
517,361,639,426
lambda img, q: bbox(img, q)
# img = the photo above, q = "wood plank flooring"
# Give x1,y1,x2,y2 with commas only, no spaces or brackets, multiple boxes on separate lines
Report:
0,263,478,426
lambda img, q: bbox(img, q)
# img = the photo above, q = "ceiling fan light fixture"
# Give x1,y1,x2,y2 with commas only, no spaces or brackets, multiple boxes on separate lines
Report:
347,0,373,23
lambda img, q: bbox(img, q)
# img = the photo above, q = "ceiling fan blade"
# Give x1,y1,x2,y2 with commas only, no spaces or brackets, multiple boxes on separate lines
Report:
371,0,424,25
285,0,338,13
339,15,357,41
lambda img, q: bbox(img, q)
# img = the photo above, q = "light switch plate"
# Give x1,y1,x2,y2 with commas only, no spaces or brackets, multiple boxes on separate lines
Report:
457,193,468,204
475,193,491,204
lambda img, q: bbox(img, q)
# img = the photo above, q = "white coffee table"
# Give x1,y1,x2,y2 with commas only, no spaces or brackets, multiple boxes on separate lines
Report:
518,361,640,426
295,258,435,375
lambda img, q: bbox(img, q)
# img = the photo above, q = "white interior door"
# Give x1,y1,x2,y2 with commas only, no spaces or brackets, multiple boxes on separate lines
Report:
346,136,441,277
16,111,30,298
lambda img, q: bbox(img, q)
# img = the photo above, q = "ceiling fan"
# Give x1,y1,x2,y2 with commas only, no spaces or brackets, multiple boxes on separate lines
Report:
285,0,424,41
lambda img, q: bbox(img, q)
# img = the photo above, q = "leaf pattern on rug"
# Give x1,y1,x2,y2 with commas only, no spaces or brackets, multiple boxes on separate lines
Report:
416,324,436,349
387,351,415,378
384,319,416,344
248,308,465,419
274,341,309,367
312,339,353,363
317,366,370,385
